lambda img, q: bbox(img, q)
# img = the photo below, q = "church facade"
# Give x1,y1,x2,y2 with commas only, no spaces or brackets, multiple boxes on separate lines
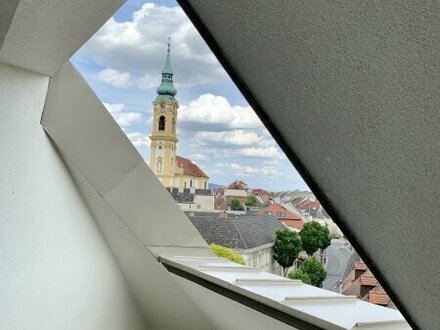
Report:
149,40,209,189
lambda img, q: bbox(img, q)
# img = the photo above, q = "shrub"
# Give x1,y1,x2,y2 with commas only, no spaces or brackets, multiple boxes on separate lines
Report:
209,243,245,265
229,199,244,211
288,268,311,285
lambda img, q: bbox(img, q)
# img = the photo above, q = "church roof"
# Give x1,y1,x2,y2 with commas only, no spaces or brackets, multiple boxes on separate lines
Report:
176,156,208,178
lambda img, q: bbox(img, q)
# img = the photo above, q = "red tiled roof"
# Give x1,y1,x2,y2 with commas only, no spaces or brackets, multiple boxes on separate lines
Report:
279,219,304,230
258,204,304,229
228,180,248,190
297,199,320,210
176,156,208,178
343,260,395,309
355,260,368,271
369,290,391,306
252,188,271,196
360,270,378,287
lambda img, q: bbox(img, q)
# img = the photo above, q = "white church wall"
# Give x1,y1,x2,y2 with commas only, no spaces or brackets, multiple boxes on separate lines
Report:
0,63,147,330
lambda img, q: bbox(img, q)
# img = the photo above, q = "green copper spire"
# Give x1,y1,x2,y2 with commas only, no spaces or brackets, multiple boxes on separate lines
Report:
156,37,177,100
162,37,173,75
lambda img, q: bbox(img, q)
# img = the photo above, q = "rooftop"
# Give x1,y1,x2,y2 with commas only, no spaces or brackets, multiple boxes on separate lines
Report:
188,213,285,250
176,155,209,178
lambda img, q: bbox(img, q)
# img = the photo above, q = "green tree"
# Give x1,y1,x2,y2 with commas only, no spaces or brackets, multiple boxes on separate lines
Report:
300,221,331,258
273,229,302,276
288,268,311,285
319,225,331,262
209,244,245,265
229,199,244,211
300,257,327,287
245,195,257,206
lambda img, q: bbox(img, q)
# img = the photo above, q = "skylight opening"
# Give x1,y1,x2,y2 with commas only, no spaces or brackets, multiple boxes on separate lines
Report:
71,0,400,312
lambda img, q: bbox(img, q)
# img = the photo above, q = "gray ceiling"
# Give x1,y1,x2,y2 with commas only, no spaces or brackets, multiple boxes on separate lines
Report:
180,1,440,329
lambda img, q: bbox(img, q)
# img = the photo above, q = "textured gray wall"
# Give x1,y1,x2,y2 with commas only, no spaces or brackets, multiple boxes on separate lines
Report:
184,1,440,328
0,0,19,49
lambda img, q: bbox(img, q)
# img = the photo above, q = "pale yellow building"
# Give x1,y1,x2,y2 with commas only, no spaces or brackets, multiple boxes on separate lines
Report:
149,40,209,189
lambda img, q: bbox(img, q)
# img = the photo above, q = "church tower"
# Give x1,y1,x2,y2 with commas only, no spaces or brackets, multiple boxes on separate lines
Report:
150,38,179,188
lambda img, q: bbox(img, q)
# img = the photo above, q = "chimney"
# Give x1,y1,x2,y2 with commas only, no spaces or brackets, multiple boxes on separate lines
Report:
218,211,228,219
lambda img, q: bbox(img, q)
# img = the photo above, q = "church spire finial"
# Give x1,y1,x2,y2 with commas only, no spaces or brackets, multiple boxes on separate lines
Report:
156,38,177,99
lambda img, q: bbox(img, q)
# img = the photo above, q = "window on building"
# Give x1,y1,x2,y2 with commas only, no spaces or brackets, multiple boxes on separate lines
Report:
158,116,165,131
156,159,163,173
264,211,272,215
190,179,193,187
276,211,286,217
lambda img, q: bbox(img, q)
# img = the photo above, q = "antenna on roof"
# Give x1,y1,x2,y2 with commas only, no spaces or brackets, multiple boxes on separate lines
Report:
167,36,171,52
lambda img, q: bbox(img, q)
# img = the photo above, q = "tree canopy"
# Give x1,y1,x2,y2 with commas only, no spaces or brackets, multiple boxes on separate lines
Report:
300,221,332,257
299,257,327,287
273,229,302,276
288,268,311,284
245,195,257,206
209,244,245,265
229,199,244,211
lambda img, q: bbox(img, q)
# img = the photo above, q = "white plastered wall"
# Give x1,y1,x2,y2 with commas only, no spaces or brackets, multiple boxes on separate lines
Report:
0,63,147,330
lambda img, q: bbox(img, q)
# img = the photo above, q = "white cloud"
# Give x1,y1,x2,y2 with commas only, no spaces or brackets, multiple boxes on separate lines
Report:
239,146,281,158
218,163,277,176
135,73,158,90
195,130,261,146
188,153,208,161
104,102,143,127
126,132,150,148
96,68,132,88
179,94,262,130
80,3,227,88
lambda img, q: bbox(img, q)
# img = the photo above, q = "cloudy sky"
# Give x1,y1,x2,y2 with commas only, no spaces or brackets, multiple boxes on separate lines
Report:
71,0,309,191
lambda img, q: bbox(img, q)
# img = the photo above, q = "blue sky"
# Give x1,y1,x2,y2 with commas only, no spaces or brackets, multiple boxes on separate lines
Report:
71,0,309,191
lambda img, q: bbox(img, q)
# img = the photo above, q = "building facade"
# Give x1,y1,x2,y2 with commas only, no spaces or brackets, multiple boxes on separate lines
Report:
149,40,209,189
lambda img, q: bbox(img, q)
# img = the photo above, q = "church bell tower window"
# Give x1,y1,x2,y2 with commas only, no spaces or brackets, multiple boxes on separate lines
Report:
157,158,163,173
158,116,165,131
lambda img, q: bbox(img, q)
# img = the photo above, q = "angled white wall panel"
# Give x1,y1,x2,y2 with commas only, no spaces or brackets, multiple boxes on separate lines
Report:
41,63,142,197
0,0,19,49
104,162,210,248
42,62,216,329
0,0,125,75
42,62,209,250
64,156,216,330
0,62,147,330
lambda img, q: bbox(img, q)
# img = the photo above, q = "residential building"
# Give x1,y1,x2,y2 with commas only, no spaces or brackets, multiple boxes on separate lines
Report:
343,258,396,309
214,181,249,210
167,188,215,212
149,41,209,189
259,203,305,230
187,213,285,275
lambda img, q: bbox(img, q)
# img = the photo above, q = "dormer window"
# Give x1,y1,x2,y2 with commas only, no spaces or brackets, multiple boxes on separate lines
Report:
158,116,165,131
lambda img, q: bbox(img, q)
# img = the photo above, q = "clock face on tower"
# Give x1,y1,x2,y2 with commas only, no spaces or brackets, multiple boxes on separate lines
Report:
160,102,166,110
